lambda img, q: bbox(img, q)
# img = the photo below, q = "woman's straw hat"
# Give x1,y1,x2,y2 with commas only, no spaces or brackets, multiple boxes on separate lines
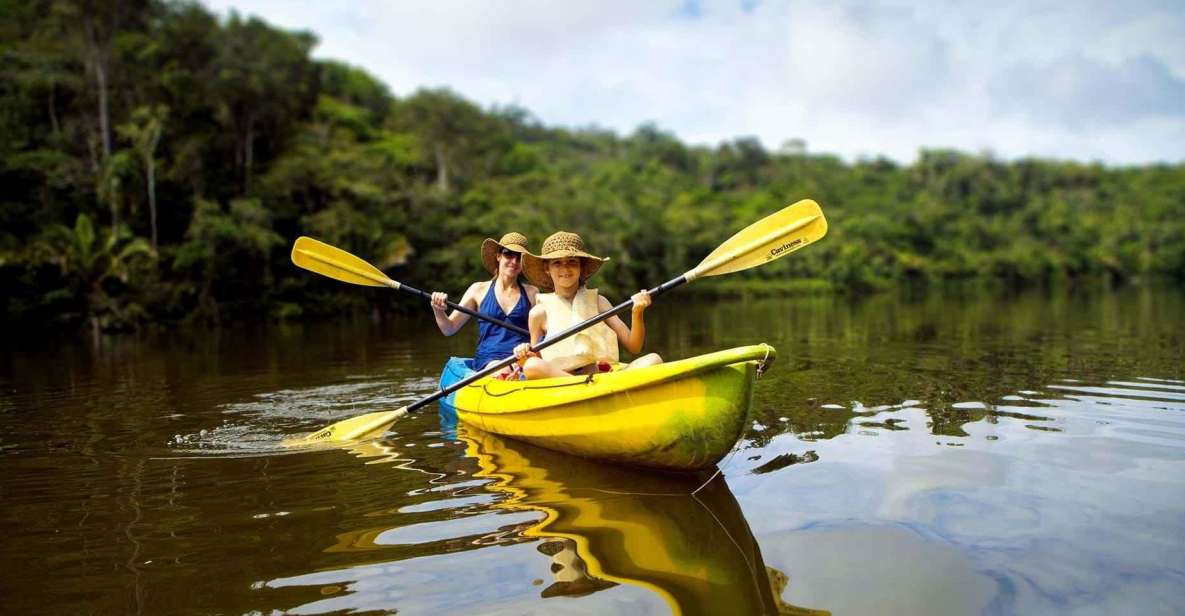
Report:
522,231,609,291
480,232,531,276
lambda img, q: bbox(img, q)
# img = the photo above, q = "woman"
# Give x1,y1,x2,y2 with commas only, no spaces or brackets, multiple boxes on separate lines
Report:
512,231,662,379
430,232,539,369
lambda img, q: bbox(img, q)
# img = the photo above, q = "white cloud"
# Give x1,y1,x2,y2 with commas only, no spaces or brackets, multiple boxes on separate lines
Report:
991,54,1185,126
202,0,1185,164
780,4,952,116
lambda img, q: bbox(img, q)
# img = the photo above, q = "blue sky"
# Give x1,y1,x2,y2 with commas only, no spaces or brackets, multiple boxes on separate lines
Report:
202,1,1185,165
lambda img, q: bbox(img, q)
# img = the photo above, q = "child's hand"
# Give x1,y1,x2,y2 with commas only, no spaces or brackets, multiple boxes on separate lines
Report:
631,289,652,312
513,343,537,362
430,292,448,312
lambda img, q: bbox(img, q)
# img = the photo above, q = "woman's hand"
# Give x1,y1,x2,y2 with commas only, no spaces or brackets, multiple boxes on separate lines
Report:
430,292,448,312
631,289,651,313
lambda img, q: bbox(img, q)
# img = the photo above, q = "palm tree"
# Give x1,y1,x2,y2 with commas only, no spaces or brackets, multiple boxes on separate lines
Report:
34,213,153,344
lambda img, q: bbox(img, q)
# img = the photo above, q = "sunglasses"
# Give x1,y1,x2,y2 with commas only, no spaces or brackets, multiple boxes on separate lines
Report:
499,248,520,259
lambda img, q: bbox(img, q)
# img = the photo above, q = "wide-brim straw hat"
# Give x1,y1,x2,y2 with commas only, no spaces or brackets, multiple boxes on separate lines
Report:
480,232,531,276
522,231,609,291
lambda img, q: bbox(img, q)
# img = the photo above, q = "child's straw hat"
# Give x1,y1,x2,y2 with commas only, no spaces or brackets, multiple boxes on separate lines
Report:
522,231,609,291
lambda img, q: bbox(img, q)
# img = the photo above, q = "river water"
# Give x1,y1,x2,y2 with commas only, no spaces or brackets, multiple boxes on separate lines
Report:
1,287,1183,615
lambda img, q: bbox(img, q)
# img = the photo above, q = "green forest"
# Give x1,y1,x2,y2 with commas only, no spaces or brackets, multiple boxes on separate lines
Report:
3,0,1184,337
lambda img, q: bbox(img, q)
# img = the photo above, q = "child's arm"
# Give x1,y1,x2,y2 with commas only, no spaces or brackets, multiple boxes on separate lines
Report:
513,305,548,361
602,290,651,354
528,304,547,346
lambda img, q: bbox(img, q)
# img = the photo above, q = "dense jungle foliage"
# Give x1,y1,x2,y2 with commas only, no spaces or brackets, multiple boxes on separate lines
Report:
3,0,1184,336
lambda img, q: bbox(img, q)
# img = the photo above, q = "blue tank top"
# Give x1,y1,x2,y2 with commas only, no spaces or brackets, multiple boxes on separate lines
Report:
473,281,530,367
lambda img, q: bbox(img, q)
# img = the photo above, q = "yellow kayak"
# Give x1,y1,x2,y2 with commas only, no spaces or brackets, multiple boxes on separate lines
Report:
444,344,776,471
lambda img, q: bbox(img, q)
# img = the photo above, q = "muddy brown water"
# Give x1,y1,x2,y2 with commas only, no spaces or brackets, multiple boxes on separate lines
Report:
2,287,1183,614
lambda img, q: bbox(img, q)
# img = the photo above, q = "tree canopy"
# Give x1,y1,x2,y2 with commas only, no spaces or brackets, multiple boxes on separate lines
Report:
2,1,1183,334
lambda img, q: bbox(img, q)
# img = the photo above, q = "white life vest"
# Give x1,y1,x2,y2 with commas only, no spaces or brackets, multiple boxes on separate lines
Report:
538,289,619,371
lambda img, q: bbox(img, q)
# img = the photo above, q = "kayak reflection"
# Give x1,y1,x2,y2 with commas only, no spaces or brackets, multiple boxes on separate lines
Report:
459,425,830,615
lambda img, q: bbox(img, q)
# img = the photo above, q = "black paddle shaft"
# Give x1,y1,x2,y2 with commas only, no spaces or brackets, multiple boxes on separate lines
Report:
406,275,689,413
397,280,530,336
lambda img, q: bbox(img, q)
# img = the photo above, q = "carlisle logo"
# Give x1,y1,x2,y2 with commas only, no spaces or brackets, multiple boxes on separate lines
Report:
768,237,805,258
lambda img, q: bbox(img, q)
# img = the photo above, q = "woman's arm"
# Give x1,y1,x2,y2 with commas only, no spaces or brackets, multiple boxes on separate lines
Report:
431,282,483,336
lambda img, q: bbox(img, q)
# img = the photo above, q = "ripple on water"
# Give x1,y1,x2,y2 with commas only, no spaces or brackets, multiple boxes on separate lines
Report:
168,376,441,456
746,373,1185,480
731,362,1185,613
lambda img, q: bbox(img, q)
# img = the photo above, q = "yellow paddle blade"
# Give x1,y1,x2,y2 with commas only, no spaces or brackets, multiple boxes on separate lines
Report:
686,199,827,280
291,236,398,289
289,407,409,445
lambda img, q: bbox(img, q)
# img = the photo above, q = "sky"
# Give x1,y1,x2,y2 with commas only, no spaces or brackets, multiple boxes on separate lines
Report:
200,0,1185,165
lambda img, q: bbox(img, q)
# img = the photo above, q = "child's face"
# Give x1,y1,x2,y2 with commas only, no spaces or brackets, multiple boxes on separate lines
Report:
547,258,583,288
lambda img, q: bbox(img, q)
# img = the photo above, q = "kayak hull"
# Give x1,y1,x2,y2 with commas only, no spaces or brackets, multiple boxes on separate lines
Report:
437,357,472,428
440,345,775,471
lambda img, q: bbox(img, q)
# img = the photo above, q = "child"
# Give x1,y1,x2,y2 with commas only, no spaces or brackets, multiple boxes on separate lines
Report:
512,231,662,379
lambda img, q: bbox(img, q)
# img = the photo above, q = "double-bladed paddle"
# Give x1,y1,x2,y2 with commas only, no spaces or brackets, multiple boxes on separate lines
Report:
291,236,529,336
291,198,828,445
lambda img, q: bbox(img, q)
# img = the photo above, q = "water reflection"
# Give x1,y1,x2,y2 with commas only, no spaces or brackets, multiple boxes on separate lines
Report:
456,426,829,615
276,426,830,614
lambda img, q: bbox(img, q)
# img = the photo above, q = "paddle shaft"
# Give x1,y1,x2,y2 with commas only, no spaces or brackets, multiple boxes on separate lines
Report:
294,239,529,336
405,275,688,414
399,280,530,337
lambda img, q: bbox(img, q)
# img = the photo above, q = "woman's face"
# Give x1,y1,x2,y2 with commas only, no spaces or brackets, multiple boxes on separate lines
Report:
497,248,522,277
546,257,583,288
